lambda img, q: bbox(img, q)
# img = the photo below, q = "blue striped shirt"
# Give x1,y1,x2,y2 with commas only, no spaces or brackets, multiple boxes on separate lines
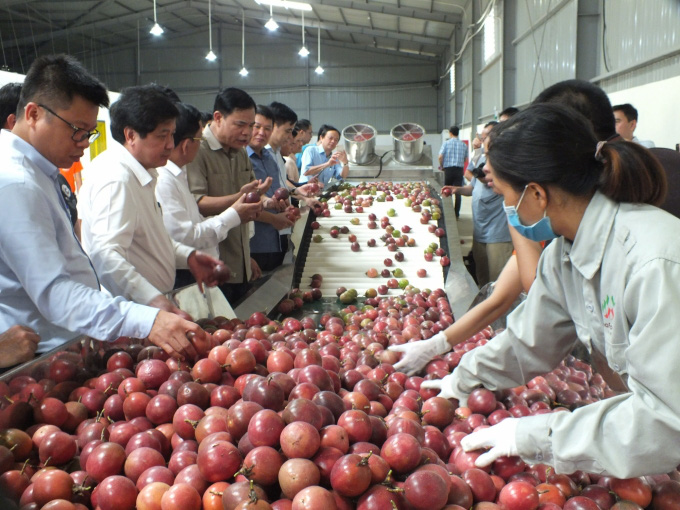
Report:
439,137,467,167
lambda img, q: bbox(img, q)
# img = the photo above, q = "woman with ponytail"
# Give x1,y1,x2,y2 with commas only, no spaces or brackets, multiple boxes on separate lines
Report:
421,103,680,478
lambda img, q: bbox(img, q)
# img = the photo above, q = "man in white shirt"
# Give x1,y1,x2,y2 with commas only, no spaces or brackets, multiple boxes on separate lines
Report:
612,103,655,148
0,54,203,358
156,102,262,288
80,85,224,317
266,101,298,191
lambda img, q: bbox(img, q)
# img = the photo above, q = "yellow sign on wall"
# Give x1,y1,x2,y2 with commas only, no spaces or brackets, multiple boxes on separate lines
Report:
89,120,107,160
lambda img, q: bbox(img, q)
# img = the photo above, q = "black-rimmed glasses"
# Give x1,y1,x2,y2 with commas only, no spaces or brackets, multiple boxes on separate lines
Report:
38,104,100,143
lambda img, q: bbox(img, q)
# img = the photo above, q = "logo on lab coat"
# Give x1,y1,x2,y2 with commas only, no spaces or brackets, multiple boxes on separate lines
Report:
601,295,615,320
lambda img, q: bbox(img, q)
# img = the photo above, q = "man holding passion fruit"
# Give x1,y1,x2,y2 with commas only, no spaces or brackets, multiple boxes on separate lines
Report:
186,87,274,304
0,55,205,359
79,85,226,319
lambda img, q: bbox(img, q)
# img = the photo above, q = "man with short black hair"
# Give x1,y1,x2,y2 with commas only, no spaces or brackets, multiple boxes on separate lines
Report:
499,107,519,122
156,102,262,289
0,83,22,130
267,101,298,190
613,103,655,148
249,105,294,272
438,125,468,218
187,87,270,304
80,85,224,317
0,54,203,358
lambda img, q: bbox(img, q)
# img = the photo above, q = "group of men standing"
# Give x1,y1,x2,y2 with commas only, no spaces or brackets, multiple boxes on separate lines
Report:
0,53,315,365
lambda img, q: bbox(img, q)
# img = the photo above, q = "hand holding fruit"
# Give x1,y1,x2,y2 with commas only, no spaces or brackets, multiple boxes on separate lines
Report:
239,179,260,195
388,332,450,376
187,250,222,292
232,192,263,222
285,205,302,223
460,417,519,467
147,310,199,360
271,212,295,231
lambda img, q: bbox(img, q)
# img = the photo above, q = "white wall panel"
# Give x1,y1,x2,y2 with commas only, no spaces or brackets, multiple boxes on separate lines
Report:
602,0,680,70
480,59,502,119
514,0,577,104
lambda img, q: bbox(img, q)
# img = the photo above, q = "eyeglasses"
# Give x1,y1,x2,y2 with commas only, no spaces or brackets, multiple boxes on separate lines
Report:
190,136,206,142
38,104,100,143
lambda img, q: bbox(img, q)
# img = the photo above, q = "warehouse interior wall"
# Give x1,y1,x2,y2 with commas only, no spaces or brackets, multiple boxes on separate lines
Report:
76,27,441,137
442,0,680,151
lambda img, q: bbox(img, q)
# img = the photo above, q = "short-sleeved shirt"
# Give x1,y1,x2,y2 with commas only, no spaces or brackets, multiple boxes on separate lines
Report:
439,137,467,167
186,124,256,284
300,145,343,186
471,176,511,244
248,146,285,254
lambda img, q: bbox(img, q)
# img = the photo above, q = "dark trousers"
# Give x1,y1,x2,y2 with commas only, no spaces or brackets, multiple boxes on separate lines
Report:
174,269,196,290
251,235,289,272
219,282,252,306
444,165,464,217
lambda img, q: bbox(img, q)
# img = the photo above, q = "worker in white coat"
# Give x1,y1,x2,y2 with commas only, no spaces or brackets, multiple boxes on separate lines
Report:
418,103,680,478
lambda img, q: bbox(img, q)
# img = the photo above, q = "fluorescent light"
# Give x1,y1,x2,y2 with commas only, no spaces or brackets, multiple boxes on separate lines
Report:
315,25,323,75
298,11,309,57
150,0,163,36
315,65,324,74
265,4,278,31
255,0,312,11
205,50,217,61
265,17,279,31
240,12,248,76
150,22,164,36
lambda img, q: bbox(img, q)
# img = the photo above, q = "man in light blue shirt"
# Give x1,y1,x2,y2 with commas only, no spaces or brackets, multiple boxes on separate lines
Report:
299,125,349,187
0,54,203,358
438,125,468,218
248,105,294,271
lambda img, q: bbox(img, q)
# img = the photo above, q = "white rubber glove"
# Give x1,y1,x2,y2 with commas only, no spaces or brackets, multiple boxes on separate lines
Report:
419,371,470,403
388,332,450,376
461,417,519,468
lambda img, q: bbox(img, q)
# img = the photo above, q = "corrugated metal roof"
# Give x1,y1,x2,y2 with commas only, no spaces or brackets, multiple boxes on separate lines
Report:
0,0,463,72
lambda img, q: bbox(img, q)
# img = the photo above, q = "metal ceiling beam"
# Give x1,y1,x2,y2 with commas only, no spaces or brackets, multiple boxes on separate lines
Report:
3,0,449,54
311,0,462,25
208,3,450,46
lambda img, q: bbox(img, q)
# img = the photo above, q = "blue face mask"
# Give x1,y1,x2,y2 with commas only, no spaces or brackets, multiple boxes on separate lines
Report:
503,186,558,242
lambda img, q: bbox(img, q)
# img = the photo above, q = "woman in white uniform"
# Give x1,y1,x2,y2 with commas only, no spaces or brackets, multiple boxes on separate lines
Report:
419,103,680,478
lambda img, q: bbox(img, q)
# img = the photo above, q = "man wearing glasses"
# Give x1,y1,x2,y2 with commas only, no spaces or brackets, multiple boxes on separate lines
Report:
0,54,204,359
156,102,262,288
79,85,226,318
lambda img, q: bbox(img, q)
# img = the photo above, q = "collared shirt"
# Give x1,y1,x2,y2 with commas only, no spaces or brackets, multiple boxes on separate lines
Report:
79,142,195,305
247,146,284,255
186,124,256,283
471,177,511,243
266,144,291,190
300,145,343,186
632,136,655,149
156,160,240,260
449,191,680,477
296,143,315,170
284,156,299,184
0,131,157,352
439,136,467,167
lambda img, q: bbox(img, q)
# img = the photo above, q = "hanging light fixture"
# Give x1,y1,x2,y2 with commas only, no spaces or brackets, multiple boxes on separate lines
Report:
264,4,279,31
150,0,164,35
205,0,217,61
240,13,248,76
315,24,324,74
298,11,309,57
